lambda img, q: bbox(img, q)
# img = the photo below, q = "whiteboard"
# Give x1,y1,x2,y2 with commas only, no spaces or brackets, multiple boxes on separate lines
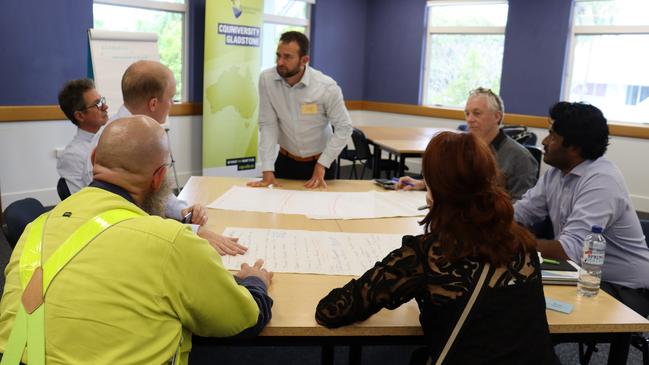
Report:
88,29,160,110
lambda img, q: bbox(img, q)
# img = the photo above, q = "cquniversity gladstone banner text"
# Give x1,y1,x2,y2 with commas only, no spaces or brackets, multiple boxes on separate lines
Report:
203,0,262,176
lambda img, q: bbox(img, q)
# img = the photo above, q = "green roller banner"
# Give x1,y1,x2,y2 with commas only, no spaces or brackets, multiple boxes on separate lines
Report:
202,0,262,176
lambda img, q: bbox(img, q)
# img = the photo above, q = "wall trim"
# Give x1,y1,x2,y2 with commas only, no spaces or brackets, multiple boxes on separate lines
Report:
0,103,202,122
0,105,65,122
2,101,648,139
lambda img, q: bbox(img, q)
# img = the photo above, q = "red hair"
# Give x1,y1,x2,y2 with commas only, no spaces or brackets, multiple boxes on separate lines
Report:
420,131,535,266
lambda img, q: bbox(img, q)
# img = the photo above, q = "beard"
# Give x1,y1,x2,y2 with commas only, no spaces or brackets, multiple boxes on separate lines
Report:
276,64,302,78
140,177,172,217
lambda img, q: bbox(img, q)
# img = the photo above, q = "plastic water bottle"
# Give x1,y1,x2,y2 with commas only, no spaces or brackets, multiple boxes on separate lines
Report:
577,225,606,297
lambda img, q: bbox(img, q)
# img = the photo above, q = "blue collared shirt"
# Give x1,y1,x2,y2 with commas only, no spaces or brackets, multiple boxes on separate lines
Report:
258,66,353,171
514,157,649,289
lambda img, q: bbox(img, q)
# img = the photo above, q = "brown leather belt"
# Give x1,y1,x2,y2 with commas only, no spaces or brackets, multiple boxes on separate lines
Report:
279,147,321,162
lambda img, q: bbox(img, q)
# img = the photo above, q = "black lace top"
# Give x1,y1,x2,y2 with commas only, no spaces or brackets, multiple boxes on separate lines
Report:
316,234,557,365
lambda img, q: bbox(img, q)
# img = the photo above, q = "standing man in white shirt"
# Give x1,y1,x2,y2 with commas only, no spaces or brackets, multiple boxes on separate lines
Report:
57,79,109,194
248,31,353,189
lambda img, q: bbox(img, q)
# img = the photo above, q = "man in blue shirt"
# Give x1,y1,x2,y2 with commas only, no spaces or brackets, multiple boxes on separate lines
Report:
514,102,649,315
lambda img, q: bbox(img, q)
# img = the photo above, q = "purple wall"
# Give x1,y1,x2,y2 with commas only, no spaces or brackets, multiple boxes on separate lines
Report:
0,1,92,105
311,0,368,101
1,0,578,117
500,0,574,116
362,0,428,104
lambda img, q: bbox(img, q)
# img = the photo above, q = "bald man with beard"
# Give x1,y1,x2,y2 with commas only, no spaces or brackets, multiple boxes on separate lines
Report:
0,116,273,364
77,60,247,256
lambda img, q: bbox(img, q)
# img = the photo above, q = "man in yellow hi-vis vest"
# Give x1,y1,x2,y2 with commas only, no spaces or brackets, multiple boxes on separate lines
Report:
0,116,273,364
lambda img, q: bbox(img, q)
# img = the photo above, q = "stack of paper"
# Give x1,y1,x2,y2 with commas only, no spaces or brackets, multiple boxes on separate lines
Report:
541,260,580,285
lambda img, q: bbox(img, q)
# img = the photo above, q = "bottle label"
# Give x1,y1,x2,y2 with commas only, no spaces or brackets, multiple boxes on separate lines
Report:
583,251,605,265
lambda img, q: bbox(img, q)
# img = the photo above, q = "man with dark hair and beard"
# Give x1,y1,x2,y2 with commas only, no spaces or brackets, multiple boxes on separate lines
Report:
248,31,352,189
514,102,649,316
0,116,273,364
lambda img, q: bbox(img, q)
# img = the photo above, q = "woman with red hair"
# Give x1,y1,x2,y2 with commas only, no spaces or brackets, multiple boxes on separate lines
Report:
316,132,557,364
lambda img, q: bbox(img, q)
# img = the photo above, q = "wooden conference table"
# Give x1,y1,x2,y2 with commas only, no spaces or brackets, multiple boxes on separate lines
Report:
179,177,649,364
356,126,448,178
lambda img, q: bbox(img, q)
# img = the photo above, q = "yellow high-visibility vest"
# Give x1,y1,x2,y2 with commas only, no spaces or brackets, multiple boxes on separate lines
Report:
1,209,142,365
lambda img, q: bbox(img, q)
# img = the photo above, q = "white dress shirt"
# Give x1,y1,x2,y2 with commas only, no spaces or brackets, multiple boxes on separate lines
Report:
57,128,95,193
515,157,649,289
82,105,189,220
258,66,353,172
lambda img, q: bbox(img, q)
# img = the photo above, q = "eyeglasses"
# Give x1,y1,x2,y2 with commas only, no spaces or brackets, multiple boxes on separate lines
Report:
469,87,503,112
153,161,173,176
79,96,107,112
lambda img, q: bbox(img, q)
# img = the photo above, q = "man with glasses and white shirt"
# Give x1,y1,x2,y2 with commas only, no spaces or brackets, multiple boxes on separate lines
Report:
57,79,109,193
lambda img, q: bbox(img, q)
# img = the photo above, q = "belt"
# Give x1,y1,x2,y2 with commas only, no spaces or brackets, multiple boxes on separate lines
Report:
279,147,321,162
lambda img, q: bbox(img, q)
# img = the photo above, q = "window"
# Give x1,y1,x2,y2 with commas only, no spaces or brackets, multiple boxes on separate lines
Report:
261,0,313,71
422,1,508,108
93,0,187,101
565,0,649,124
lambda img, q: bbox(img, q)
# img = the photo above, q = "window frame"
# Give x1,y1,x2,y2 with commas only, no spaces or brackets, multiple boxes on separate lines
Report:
422,0,508,108
262,0,314,45
260,0,314,72
563,1,649,124
93,0,189,102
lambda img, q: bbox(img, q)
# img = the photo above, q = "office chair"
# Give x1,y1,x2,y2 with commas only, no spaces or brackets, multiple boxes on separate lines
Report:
3,198,48,248
336,146,360,179
502,125,537,145
57,177,72,201
524,145,543,179
630,219,649,365
351,128,403,179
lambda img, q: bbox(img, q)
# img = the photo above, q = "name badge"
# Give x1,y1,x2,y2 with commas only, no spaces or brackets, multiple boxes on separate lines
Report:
301,103,318,115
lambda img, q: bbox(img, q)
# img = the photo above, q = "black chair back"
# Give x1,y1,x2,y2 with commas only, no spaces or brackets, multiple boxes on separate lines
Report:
57,177,71,201
524,145,543,179
3,198,47,248
502,125,537,145
351,128,372,162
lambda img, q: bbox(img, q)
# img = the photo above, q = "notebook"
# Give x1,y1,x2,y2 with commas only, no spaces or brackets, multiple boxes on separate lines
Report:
541,259,580,285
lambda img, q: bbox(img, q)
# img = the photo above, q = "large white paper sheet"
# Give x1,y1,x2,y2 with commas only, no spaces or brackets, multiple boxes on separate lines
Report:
220,227,403,276
207,186,427,219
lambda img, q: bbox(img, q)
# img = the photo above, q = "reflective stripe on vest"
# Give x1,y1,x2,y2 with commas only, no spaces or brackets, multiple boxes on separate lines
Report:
1,208,142,365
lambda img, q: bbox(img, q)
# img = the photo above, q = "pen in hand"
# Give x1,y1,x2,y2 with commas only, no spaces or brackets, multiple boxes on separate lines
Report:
181,211,193,224
391,177,415,187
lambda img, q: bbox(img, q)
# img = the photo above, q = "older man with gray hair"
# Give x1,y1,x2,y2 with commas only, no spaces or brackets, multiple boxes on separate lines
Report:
397,87,538,200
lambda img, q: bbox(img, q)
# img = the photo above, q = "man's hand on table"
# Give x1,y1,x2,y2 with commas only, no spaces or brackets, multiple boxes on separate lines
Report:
247,171,281,188
236,259,274,288
304,163,327,189
198,227,248,256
